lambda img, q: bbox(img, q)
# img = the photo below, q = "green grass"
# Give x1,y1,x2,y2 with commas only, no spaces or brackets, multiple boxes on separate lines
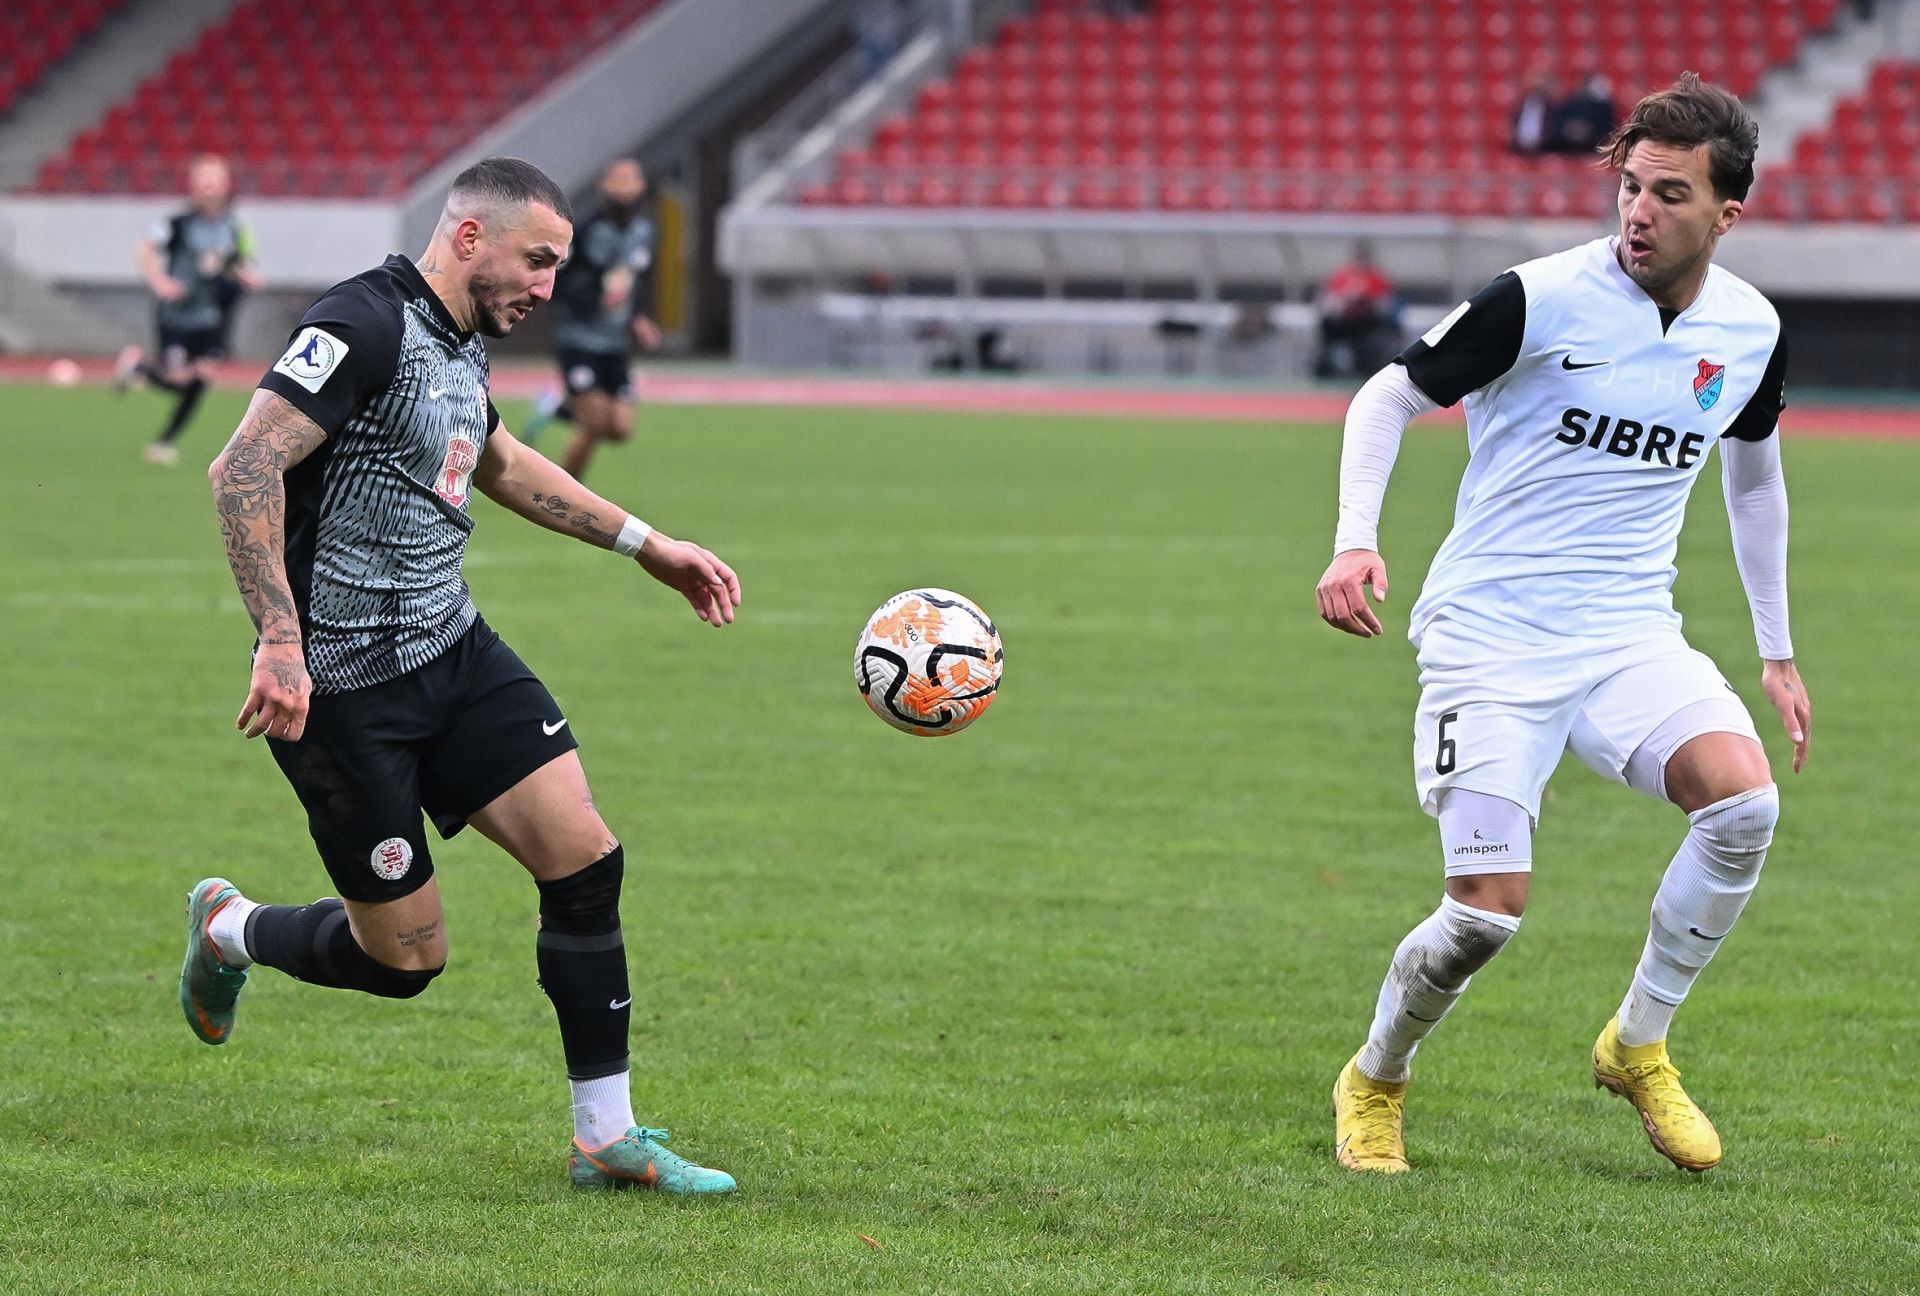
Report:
1,383,1916,1295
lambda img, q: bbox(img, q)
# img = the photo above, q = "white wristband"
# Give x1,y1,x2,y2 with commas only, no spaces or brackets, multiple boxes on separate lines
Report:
613,514,652,558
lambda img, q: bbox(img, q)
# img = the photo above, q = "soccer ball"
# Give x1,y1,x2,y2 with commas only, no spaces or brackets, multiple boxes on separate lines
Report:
854,589,1003,736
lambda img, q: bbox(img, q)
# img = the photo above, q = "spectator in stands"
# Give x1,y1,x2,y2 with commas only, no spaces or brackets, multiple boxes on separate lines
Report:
115,154,260,465
1550,73,1620,155
1313,242,1399,380
1512,69,1560,156
853,0,909,80
519,158,662,482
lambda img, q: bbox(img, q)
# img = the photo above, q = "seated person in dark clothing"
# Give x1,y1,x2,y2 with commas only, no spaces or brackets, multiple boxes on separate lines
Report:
1550,73,1619,155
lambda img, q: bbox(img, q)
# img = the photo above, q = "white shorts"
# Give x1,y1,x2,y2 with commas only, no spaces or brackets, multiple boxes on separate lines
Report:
1413,622,1761,822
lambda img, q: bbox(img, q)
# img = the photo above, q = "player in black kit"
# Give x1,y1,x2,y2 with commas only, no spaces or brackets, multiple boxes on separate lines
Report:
519,158,661,480
181,158,742,1194
117,154,260,465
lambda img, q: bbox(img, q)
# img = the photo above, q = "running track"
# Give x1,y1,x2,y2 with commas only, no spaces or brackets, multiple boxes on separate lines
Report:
7,356,1916,440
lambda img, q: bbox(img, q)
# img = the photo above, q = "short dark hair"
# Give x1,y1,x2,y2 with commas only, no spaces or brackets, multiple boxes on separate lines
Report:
446,157,574,224
1601,72,1758,202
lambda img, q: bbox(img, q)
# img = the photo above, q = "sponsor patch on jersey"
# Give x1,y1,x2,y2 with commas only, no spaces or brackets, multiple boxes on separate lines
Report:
1420,299,1472,346
370,836,413,881
436,432,481,508
273,326,350,393
1693,359,1725,411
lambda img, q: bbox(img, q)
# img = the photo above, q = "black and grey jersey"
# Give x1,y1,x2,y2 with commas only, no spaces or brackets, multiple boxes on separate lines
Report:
258,254,503,694
151,207,254,332
552,206,654,355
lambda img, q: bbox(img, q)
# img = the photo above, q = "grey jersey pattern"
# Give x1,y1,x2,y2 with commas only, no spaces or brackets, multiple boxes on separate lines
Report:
153,209,246,332
263,256,499,694
553,210,654,354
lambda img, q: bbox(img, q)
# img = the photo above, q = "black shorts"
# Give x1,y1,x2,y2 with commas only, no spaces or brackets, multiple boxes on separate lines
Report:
267,618,579,903
156,322,226,364
558,348,633,402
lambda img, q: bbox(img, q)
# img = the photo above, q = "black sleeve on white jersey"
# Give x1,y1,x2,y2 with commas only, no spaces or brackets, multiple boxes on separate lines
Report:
1395,271,1527,407
487,399,501,434
1721,332,1787,443
257,282,402,436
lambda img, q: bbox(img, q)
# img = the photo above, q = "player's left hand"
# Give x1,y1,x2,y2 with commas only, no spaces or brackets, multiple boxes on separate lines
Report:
1760,658,1810,773
637,532,741,626
632,316,663,350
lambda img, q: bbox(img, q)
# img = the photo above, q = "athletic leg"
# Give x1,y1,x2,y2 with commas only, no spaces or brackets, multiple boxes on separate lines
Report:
1573,654,1775,1170
1617,729,1776,1044
178,676,452,1045
466,751,735,1192
1358,791,1532,1082
559,389,616,480
1336,635,1581,1172
154,360,212,448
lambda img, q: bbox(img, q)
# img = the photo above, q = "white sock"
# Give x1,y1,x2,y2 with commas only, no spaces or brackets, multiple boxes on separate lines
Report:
207,895,260,967
571,1071,635,1148
1617,785,1777,1047
1357,895,1521,1083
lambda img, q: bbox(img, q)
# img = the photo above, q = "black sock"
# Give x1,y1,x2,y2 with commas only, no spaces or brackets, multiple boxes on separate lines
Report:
157,378,207,444
536,846,630,1080
245,899,441,999
137,362,187,394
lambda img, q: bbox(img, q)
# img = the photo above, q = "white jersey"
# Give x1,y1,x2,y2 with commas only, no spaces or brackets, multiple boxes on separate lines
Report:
1401,237,1786,649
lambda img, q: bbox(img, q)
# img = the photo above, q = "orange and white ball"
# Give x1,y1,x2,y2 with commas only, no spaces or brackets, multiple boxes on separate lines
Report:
854,589,1003,736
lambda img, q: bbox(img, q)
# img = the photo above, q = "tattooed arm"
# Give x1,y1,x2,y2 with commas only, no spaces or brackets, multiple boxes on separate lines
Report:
476,423,741,625
209,390,328,739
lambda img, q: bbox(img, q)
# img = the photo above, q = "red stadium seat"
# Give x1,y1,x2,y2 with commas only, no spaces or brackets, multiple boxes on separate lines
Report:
770,0,1869,217
32,0,671,195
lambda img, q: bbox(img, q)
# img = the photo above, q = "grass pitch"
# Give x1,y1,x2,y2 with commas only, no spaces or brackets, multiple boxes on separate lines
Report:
1,381,1916,1294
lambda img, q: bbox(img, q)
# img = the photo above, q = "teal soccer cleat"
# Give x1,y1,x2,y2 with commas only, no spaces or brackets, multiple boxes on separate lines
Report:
568,1127,738,1194
179,877,250,1046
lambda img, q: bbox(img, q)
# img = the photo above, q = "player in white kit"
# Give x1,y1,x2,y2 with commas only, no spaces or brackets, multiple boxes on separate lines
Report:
1317,74,1812,1174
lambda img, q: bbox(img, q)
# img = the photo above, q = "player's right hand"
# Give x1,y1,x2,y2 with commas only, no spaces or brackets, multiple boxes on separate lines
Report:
237,641,312,741
1317,548,1390,638
153,275,188,303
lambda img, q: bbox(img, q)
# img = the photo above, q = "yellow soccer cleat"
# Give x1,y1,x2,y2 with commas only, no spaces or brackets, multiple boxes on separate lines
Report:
1592,1017,1722,1172
1333,1053,1410,1174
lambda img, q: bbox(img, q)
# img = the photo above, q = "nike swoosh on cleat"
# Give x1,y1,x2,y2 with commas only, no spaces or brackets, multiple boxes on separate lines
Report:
1688,927,1727,941
1561,356,1609,370
542,718,568,736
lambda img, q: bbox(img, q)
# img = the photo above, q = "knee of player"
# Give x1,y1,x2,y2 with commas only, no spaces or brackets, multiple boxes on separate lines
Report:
536,843,625,935
1439,893,1522,959
369,956,445,999
1691,782,1778,863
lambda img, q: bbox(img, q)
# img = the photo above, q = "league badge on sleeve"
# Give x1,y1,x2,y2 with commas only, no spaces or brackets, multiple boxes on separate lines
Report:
1693,359,1725,411
273,326,350,394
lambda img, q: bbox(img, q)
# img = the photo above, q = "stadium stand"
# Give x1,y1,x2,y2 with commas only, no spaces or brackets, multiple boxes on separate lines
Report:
0,0,125,120
800,0,1849,219
29,0,663,198
1756,58,1920,223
